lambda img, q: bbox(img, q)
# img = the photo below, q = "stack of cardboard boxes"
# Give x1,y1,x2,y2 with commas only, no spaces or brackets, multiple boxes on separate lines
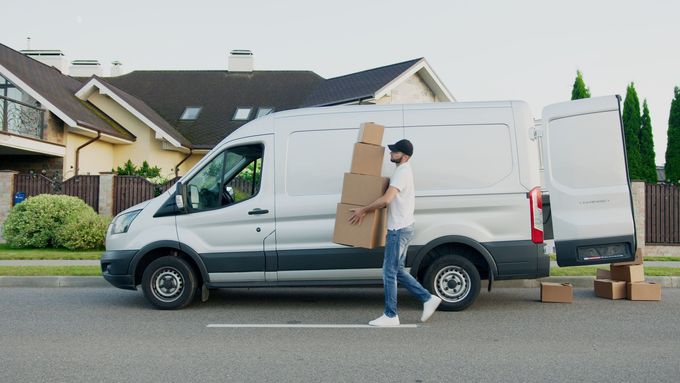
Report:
332,123,389,249
594,250,661,301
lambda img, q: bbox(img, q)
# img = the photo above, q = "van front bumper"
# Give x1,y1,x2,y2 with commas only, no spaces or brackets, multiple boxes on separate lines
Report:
101,250,138,290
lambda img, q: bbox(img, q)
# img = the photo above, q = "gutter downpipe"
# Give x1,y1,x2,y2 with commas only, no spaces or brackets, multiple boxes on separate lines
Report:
175,148,193,178
75,131,101,176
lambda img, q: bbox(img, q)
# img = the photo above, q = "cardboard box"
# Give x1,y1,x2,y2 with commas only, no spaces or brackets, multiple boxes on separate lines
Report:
340,173,389,206
611,248,643,266
627,282,661,301
610,264,645,282
332,203,387,249
596,268,612,279
594,279,627,300
350,143,385,176
357,122,385,146
540,282,573,303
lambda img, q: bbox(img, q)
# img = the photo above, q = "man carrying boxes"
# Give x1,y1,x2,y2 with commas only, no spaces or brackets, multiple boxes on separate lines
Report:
334,122,441,327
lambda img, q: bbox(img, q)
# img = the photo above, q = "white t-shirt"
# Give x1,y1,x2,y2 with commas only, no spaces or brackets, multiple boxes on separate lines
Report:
387,162,415,230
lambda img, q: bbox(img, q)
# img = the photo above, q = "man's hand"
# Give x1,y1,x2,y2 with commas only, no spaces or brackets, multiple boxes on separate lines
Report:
348,207,366,225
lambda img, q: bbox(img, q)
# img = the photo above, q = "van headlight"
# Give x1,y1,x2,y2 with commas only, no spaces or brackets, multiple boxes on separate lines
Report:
110,210,141,234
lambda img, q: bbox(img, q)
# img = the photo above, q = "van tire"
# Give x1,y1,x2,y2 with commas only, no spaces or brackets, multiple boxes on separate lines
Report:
141,256,197,310
423,254,481,311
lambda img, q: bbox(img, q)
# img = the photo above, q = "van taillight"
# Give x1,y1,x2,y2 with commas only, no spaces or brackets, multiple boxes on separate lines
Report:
529,187,544,244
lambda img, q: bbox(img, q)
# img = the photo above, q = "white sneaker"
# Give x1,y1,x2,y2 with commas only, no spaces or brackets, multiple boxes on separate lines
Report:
421,295,442,322
368,314,400,327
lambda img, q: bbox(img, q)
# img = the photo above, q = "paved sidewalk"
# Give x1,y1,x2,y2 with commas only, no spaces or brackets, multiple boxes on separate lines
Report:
0,260,100,266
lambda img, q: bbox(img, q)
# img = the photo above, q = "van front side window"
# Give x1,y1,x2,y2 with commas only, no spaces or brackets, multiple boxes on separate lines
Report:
185,144,264,211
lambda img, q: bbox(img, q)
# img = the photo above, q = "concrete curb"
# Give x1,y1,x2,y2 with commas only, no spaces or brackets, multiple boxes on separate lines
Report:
1,276,679,288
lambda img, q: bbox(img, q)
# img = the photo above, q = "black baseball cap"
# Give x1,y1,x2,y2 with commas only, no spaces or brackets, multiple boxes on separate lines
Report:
388,139,414,156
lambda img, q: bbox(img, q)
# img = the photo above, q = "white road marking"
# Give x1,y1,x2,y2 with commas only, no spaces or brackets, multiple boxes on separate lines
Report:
206,324,418,329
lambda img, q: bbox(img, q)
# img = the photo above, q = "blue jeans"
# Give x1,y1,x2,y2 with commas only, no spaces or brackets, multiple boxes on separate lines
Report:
383,224,431,317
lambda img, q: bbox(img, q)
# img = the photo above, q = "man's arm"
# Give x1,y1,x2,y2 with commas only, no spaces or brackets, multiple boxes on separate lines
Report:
348,186,399,225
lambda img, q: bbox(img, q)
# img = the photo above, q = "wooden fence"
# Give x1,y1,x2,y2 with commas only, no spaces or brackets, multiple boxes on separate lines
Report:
646,183,680,245
13,174,99,211
113,176,179,215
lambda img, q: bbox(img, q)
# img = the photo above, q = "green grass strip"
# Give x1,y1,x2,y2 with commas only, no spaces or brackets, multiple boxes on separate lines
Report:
550,266,680,277
0,266,101,276
0,245,102,260
548,254,680,262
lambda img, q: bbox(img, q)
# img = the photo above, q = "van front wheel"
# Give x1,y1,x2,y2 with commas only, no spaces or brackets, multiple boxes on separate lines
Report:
423,255,480,311
142,256,196,310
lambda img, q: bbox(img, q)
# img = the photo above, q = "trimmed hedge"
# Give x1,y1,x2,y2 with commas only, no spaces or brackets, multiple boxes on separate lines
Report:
2,194,111,250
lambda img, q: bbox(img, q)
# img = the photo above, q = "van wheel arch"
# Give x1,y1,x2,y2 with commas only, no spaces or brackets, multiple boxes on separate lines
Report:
130,242,208,287
412,236,497,284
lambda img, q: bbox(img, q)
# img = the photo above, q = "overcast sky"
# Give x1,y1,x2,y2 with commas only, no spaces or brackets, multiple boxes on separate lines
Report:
5,0,678,165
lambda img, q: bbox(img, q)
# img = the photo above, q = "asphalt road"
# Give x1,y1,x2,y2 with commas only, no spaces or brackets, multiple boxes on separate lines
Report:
1,286,679,383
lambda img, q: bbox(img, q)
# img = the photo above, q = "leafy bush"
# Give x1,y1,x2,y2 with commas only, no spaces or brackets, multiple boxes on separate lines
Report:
114,159,162,178
55,214,111,250
2,194,108,250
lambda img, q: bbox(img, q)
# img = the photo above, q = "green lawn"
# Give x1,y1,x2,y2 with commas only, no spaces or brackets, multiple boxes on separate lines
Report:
0,245,102,260
548,254,680,262
0,266,101,276
549,266,680,276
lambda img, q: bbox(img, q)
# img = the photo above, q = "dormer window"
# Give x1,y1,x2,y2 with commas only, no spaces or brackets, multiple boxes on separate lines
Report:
180,106,202,120
233,107,252,121
256,107,274,118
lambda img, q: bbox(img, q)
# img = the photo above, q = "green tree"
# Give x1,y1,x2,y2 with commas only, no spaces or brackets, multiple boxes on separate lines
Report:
114,160,161,178
622,83,643,180
666,86,680,185
571,70,591,100
639,100,657,183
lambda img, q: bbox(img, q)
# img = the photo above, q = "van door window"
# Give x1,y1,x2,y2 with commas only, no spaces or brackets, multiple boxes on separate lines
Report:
185,144,263,211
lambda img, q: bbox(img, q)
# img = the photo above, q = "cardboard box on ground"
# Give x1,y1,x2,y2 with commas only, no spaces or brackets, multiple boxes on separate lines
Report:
593,249,661,301
332,122,388,249
540,282,573,303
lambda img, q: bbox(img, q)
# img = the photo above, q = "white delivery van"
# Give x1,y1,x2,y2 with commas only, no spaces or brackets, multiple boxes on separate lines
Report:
101,95,637,310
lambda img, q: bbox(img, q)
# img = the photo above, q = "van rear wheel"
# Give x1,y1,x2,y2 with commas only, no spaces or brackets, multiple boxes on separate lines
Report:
142,256,197,310
423,254,481,311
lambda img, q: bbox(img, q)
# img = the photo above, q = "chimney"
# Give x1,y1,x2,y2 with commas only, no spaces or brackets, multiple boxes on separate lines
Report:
228,49,254,72
110,61,124,77
21,50,67,74
69,60,103,77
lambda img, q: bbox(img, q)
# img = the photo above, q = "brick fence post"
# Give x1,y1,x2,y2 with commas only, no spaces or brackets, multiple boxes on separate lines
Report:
0,170,19,242
631,181,646,255
98,172,115,217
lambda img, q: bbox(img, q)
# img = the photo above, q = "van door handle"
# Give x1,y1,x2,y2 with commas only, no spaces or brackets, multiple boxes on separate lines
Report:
248,208,269,215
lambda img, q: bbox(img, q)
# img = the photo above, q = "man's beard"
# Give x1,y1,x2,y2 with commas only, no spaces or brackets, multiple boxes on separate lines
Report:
390,156,402,164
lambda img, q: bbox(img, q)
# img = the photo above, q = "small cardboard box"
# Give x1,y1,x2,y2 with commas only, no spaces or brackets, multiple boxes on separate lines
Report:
594,279,627,300
596,268,612,280
350,143,385,177
357,122,385,146
332,203,387,249
540,282,573,303
627,282,661,301
610,264,645,282
611,248,643,266
340,173,389,206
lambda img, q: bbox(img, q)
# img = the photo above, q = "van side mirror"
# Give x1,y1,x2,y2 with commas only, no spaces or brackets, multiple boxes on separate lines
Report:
175,181,186,212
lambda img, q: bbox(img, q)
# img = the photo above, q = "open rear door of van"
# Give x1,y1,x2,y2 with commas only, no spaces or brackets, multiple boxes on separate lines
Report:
541,95,636,266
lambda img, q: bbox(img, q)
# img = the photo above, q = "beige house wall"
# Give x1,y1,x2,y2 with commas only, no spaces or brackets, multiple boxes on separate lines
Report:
87,92,187,178
64,132,114,177
375,73,436,105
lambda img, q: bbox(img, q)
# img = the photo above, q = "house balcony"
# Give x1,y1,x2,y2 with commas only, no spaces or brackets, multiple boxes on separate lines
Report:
1,96,44,140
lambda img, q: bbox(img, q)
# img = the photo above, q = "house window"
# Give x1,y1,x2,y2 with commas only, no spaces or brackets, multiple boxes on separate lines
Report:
179,106,202,120
256,107,274,118
0,74,44,139
233,107,252,121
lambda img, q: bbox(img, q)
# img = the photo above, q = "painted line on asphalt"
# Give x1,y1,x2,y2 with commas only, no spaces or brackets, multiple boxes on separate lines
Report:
207,324,419,329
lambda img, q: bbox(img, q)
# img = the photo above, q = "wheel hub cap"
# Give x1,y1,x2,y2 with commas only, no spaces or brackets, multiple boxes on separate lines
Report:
152,268,184,302
434,266,471,303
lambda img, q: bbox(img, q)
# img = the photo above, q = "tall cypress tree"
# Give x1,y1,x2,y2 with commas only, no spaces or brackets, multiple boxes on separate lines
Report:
622,83,643,180
571,70,591,100
639,99,657,183
665,87,680,185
